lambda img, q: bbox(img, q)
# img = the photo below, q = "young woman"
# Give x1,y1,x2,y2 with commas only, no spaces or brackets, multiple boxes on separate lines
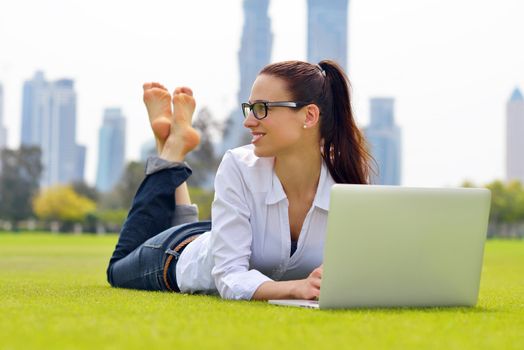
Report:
106,60,372,300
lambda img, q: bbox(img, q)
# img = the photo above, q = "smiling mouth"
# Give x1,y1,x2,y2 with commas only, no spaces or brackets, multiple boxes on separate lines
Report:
251,133,265,144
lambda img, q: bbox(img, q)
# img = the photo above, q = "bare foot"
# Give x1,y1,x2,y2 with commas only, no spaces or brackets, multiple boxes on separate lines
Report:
160,87,201,162
143,82,173,153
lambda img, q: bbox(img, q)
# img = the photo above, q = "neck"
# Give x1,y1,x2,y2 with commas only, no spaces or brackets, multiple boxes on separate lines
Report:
274,146,322,199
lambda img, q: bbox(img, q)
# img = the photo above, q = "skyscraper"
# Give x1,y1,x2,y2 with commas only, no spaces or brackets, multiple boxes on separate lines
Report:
506,87,524,183
364,98,402,185
96,108,126,192
220,0,273,153
20,72,85,187
0,83,7,149
307,0,349,71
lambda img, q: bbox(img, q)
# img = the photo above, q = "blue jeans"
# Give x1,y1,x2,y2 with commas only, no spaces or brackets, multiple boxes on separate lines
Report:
106,165,211,292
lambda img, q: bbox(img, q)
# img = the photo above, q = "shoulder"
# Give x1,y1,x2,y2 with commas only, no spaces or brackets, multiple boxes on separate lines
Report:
216,145,274,192
219,145,273,172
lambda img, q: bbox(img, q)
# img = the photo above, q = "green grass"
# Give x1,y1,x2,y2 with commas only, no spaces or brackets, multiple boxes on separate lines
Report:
0,233,523,350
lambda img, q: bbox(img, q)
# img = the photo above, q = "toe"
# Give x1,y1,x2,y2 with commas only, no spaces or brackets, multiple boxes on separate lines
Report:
173,86,193,96
151,82,168,91
179,86,193,96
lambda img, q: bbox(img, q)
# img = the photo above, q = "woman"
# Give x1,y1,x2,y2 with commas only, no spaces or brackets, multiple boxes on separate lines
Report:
107,60,372,300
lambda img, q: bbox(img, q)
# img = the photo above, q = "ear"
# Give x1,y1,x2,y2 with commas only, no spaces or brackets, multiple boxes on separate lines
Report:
304,104,320,128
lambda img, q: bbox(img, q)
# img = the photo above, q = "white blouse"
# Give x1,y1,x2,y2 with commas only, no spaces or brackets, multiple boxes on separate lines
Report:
176,145,336,300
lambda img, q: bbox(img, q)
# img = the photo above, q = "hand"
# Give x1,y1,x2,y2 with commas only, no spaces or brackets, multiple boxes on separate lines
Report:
294,264,323,300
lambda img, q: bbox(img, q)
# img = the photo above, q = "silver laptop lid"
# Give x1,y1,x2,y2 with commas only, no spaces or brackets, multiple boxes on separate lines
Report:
319,185,491,309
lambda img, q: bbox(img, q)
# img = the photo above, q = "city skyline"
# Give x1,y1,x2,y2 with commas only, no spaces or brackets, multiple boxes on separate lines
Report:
20,72,85,187
96,108,126,192
221,0,273,152
506,88,524,183
1,0,523,187
365,98,402,185
307,0,349,72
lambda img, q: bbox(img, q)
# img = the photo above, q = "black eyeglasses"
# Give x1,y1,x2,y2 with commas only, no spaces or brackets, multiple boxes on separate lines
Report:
241,101,309,120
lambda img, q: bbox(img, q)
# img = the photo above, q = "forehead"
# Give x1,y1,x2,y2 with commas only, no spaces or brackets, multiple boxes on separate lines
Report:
249,74,292,102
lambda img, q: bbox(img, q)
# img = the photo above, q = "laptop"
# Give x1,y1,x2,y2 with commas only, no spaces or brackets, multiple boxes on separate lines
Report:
269,184,491,309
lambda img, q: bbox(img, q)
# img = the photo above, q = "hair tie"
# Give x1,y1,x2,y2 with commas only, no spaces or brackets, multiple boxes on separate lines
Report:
316,64,326,77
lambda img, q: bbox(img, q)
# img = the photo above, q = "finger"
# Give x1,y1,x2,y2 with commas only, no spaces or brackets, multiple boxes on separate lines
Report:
310,288,321,300
311,268,322,278
309,277,321,289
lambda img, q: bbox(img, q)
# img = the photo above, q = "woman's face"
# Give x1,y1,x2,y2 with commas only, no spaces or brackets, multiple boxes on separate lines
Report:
243,74,308,158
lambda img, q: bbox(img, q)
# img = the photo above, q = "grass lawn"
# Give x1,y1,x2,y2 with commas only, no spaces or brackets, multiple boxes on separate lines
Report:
0,233,523,350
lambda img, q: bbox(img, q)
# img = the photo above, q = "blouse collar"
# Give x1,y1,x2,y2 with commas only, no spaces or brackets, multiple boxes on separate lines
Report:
265,160,335,211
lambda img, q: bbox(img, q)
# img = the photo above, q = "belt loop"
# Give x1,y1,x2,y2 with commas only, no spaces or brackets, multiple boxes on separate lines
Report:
163,233,202,293
165,248,181,260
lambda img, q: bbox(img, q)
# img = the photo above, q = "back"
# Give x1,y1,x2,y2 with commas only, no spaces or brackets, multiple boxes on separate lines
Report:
319,185,491,309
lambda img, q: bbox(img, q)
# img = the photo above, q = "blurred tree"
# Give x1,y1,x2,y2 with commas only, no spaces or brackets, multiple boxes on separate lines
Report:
90,209,128,233
115,161,145,208
71,181,100,202
485,180,507,224
0,147,42,229
186,107,222,188
33,185,96,228
461,180,475,188
188,186,214,220
99,161,145,210
483,180,524,237
505,180,524,223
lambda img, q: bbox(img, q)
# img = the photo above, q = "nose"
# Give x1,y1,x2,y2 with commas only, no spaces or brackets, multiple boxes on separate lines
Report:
243,111,259,128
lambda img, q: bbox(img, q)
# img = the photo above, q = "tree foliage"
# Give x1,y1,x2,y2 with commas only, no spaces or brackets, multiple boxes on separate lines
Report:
485,180,524,224
463,179,524,237
33,185,96,222
0,147,42,225
71,181,100,202
98,161,145,210
186,107,222,188
188,186,214,220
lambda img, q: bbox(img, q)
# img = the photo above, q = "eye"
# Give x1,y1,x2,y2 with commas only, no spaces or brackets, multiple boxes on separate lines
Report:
253,103,266,117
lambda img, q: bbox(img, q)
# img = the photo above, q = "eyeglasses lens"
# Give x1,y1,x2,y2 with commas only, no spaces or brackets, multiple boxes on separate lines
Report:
253,103,266,120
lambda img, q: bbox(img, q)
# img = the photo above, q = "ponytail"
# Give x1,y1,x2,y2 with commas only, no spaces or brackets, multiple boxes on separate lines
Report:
317,60,373,184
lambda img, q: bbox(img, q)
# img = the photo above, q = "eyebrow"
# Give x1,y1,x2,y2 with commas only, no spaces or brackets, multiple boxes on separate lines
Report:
247,99,268,104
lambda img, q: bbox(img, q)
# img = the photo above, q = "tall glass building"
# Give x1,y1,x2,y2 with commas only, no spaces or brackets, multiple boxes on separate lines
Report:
506,87,524,183
220,0,273,153
96,108,126,192
307,0,349,71
0,83,7,149
20,72,85,187
364,98,402,185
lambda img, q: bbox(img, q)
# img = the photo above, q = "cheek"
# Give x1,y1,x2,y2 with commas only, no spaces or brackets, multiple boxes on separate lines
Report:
268,126,302,149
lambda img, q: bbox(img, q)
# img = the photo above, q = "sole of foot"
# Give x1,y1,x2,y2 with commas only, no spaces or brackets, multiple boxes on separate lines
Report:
159,87,201,162
143,82,173,152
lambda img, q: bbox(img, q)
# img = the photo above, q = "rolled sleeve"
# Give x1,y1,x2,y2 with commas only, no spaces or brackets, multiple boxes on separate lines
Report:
210,151,272,300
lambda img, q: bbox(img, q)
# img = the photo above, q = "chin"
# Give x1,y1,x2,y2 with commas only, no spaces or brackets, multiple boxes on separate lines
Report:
253,145,273,158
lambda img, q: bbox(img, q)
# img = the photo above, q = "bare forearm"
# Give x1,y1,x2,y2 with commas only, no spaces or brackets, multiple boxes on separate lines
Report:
251,280,300,300
251,265,323,301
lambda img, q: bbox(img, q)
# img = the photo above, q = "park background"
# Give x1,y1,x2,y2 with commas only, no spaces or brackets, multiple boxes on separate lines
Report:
0,0,523,234
0,1,523,349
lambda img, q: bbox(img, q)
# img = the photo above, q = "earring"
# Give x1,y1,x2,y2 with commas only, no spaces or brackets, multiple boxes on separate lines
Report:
303,124,307,129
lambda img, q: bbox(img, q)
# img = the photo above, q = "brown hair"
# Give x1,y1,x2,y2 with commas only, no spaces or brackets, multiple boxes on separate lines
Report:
260,60,373,184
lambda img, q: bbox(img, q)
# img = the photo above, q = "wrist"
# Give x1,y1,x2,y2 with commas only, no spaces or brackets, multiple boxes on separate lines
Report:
289,280,302,299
